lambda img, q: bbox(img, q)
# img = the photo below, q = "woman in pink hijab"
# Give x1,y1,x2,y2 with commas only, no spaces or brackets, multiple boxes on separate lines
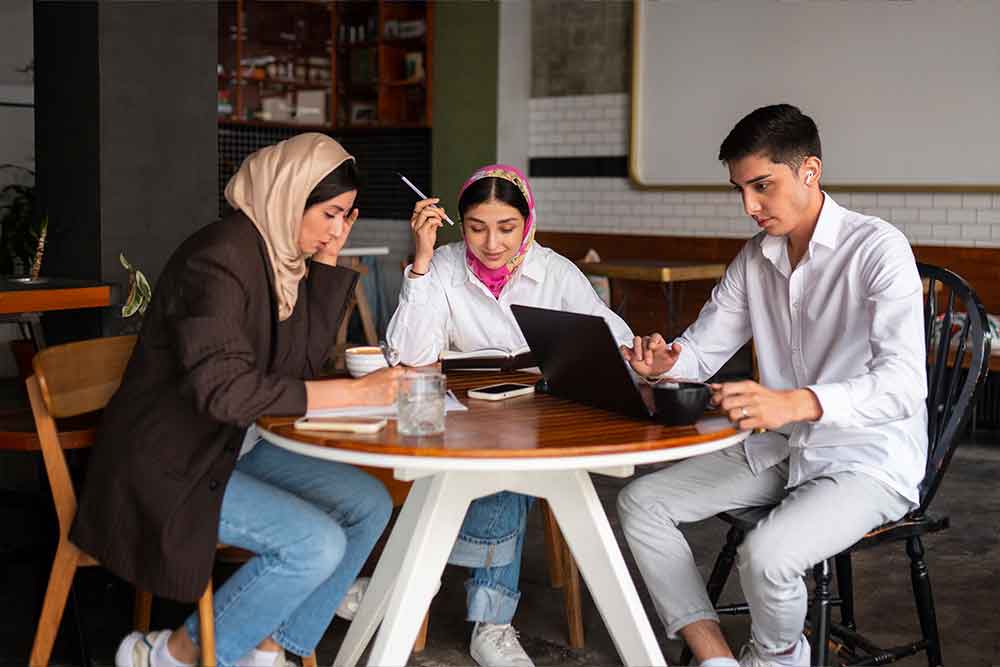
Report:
386,165,634,667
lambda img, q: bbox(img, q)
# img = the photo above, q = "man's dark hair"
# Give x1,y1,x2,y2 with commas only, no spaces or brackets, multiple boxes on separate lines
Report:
718,104,822,172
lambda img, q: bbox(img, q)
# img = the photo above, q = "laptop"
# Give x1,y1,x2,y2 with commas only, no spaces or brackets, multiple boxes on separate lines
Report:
510,304,653,420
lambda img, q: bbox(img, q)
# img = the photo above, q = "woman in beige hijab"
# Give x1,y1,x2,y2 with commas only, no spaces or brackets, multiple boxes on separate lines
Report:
71,134,402,667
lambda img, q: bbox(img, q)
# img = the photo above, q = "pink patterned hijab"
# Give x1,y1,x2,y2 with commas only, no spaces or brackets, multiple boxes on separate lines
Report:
458,164,536,299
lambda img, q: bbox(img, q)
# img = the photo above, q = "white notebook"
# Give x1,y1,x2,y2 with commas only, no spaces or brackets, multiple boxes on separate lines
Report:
305,390,467,419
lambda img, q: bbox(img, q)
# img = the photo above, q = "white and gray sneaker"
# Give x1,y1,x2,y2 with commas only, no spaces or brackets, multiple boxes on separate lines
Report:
336,577,442,621
115,630,170,667
469,622,535,667
738,636,810,667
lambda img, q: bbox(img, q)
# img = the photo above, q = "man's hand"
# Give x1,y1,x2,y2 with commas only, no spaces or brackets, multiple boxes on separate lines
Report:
621,333,681,377
710,380,822,431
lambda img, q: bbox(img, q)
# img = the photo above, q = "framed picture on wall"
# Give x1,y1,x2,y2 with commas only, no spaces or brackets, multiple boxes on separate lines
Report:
349,101,376,125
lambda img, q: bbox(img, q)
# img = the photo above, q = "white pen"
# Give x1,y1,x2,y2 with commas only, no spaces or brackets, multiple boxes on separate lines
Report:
397,172,455,225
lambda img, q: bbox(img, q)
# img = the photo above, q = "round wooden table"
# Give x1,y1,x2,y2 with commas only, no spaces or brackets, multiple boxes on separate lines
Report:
257,372,748,667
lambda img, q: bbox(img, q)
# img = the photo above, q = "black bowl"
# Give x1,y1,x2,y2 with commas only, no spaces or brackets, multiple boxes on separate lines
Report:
652,382,711,426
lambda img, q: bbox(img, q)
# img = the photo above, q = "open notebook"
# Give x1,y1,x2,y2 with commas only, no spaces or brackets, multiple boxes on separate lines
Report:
440,346,536,372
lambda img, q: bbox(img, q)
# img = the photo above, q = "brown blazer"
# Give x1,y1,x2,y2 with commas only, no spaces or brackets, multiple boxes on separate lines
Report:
70,213,358,602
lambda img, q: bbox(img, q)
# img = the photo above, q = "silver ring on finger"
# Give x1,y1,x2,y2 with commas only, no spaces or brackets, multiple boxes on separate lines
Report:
740,406,749,419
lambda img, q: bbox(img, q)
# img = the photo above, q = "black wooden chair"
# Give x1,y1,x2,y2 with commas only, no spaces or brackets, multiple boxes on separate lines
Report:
680,263,991,667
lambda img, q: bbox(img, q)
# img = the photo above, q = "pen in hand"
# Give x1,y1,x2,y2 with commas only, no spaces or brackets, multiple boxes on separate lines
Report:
397,172,456,226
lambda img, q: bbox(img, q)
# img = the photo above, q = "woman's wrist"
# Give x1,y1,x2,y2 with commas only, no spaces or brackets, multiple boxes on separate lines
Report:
305,378,351,411
411,255,431,276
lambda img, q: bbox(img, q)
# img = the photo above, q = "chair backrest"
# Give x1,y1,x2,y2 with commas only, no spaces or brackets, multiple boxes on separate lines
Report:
917,264,991,512
33,335,137,418
26,335,137,536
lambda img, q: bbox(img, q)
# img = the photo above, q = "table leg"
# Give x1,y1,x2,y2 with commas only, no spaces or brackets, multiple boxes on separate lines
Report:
333,475,432,667
536,470,666,666
365,471,494,667
660,282,676,339
336,471,500,667
337,469,664,667
354,277,378,346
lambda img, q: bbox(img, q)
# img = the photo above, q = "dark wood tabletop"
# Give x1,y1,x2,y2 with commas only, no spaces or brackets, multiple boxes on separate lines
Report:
0,277,114,315
577,259,727,283
257,371,737,459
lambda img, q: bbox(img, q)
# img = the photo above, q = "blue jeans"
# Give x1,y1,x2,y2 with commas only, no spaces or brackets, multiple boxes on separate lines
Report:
183,440,392,666
448,491,534,624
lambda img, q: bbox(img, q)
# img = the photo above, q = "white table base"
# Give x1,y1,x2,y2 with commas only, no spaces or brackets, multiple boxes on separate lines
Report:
333,466,666,667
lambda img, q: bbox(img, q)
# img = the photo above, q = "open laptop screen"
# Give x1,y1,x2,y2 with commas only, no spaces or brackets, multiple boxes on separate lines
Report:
510,304,652,420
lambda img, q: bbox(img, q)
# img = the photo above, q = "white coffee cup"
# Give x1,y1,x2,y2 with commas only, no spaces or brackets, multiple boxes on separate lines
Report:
345,346,389,378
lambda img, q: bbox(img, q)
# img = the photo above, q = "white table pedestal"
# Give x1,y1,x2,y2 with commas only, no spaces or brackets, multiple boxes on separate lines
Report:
333,466,666,667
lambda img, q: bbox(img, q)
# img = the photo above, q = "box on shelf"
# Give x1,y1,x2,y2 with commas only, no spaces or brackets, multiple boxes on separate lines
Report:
295,90,327,125
260,95,293,122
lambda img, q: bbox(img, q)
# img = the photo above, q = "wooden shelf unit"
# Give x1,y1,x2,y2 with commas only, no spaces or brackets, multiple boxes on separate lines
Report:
217,0,432,129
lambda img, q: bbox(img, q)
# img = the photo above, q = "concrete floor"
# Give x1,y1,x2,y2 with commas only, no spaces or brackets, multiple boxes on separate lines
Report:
2,431,998,666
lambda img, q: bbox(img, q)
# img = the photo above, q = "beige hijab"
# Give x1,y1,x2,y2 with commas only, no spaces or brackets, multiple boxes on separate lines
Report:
224,133,355,320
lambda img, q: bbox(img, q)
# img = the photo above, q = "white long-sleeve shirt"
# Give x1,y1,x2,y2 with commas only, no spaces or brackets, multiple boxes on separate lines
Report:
387,241,635,366
670,194,927,505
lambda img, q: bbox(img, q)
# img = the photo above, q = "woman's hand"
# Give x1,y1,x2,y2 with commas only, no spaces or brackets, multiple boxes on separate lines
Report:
351,366,405,406
621,334,681,377
305,366,405,410
410,198,447,276
312,208,359,266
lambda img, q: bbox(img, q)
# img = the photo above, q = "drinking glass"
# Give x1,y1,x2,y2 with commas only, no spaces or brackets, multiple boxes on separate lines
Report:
396,372,446,436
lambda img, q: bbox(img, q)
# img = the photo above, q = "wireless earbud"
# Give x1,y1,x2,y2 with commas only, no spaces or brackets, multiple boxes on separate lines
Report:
805,170,815,184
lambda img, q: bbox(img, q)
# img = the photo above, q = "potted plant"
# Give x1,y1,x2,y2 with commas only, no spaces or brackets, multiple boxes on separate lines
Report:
0,164,47,280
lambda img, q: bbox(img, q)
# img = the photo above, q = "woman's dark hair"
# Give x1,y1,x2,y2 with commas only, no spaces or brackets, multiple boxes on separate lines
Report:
718,104,821,172
304,159,360,210
458,177,530,222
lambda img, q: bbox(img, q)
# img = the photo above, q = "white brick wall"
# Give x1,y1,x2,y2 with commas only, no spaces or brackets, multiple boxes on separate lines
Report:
529,95,1000,247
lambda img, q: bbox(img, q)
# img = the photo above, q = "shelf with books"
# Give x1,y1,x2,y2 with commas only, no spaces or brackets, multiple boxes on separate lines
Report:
217,0,432,129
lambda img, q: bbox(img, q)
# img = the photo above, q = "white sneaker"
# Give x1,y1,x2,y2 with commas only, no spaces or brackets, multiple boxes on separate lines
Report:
335,576,442,621
115,631,170,667
335,577,370,621
235,648,288,667
469,623,534,667
737,636,810,667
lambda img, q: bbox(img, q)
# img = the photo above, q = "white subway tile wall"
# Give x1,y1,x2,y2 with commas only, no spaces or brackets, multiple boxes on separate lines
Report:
529,95,1000,247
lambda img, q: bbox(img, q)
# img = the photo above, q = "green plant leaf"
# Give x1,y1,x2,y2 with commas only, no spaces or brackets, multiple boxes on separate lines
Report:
120,252,152,318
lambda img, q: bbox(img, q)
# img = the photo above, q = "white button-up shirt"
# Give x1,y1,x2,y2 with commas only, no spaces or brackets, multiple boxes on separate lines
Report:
670,194,927,505
387,241,635,366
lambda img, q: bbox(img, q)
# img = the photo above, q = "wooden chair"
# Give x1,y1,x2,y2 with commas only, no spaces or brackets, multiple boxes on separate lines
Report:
25,336,318,667
27,335,139,666
0,404,100,667
333,258,379,369
681,263,991,666
363,468,586,651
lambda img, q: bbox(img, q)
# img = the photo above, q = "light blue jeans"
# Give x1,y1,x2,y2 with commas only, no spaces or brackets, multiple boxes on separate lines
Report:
182,440,392,666
448,491,534,624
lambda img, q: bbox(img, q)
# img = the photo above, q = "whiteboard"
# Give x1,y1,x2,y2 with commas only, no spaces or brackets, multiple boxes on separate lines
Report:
630,1,1000,191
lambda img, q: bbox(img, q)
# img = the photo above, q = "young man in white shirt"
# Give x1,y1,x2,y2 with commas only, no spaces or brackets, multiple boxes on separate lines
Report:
617,104,926,667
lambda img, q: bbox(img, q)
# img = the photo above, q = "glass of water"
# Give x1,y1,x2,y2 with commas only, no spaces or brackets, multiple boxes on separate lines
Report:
396,372,446,436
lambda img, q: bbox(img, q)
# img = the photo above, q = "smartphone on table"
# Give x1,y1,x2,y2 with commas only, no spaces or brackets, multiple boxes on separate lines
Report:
467,383,535,401
294,416,388,433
